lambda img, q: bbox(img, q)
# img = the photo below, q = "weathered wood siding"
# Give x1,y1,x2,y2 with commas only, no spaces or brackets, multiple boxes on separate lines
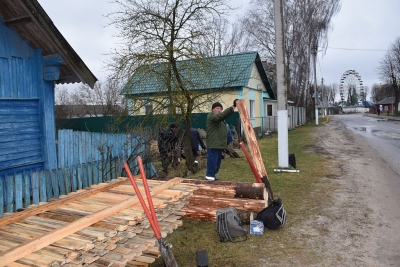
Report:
0,18,57,176
0,126,157,218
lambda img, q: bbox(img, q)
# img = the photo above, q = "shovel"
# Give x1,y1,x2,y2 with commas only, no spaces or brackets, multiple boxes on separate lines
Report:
123,158,178,267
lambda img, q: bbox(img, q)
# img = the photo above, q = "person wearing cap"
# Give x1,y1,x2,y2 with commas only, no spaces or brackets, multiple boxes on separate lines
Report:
205,100,237,181
157,123,178,174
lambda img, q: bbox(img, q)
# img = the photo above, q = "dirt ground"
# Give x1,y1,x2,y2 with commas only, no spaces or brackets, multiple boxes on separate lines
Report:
304,116,400,266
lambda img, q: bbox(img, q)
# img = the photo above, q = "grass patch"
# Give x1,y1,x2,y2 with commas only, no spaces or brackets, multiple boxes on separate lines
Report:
150,121,336,266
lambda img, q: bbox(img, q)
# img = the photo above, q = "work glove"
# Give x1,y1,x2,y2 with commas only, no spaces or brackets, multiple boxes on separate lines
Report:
233,99,238,107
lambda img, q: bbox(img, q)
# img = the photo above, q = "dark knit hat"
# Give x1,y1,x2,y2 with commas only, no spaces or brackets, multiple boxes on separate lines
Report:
170,123,177,129
212,102,223,110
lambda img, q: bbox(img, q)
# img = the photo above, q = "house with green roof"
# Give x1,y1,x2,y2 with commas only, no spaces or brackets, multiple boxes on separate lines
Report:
121,51,277,128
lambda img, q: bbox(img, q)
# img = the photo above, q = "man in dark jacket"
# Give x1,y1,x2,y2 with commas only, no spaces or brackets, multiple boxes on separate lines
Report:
158,124,178,174
205,100,237,181
188,128,206,164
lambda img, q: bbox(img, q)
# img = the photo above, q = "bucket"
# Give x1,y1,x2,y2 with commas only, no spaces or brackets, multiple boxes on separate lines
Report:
250,220,264,235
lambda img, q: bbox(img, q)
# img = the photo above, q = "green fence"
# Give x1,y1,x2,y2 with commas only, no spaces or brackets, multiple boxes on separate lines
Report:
57,113,241,134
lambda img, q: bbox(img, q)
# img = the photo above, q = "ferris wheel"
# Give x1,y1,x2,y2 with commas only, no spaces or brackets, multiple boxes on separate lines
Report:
339,70,364,106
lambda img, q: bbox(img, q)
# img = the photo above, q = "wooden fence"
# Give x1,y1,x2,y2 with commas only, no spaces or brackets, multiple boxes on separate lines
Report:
0,130,157,217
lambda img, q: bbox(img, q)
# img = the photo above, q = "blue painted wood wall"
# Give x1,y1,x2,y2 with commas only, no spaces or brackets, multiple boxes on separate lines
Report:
0,129,157,217
0,18,57,176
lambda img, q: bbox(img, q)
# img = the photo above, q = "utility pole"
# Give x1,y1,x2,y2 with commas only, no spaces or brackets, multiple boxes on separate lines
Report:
313,45,319,125
274,0,288,168
321,78,325,118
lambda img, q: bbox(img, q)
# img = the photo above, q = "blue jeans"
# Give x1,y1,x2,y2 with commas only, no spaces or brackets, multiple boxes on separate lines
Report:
206,148,222,177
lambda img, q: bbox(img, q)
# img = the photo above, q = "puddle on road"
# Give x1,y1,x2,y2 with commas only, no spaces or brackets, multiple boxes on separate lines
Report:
352,127,377,134
350,126,400,140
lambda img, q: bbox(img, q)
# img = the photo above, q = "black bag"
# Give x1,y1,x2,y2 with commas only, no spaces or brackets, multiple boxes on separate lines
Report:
255,198,287,230
216,207,247,242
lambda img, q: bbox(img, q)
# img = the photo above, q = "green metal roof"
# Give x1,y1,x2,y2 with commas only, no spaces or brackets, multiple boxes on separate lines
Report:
121,51,274,98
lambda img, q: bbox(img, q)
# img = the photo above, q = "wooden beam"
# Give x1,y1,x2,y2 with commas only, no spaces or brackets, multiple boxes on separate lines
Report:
236,100,274,201
0,178,183,266
0,177,132,228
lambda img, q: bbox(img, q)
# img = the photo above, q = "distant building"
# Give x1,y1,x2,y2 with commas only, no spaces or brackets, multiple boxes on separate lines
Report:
376,97,399,115
121,51,277,128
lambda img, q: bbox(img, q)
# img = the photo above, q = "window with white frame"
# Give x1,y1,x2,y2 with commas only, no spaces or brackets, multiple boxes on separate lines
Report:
249,100,255,118
144,101,153,115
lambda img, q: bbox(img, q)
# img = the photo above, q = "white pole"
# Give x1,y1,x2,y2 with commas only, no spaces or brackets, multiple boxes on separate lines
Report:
313,46,319,125
274,0,288,168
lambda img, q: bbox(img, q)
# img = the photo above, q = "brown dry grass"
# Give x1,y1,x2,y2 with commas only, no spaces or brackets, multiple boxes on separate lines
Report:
149,121,337,266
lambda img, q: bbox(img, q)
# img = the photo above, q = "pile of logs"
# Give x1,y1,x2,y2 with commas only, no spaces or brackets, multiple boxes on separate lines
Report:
181,180,268,222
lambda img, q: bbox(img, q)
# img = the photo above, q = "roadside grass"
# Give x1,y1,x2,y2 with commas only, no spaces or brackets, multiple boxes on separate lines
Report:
150,121,336,266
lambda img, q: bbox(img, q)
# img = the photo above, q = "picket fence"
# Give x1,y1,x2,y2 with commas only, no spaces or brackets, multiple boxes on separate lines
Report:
0,130,157,217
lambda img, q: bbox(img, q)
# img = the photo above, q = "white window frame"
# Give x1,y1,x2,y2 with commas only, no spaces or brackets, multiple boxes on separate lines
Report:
249,100,255,118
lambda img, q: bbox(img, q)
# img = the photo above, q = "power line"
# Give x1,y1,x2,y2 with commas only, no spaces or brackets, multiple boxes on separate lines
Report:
322,46,387,52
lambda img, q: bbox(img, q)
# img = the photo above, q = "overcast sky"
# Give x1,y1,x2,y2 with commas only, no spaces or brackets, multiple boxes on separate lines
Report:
37,0,400,101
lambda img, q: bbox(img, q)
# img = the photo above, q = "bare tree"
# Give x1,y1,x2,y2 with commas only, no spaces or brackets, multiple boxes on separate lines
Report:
54,81,126,119
239,0,341,108
71,80,126,117
378,37,400,116
107,0,235,172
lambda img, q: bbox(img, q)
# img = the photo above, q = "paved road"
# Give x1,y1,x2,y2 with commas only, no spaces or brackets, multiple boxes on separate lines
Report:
330,114,400,265
336,114,400,176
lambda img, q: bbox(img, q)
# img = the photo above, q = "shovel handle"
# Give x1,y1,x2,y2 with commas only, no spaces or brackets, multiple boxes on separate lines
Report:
123,161,161,240
137,156,161,234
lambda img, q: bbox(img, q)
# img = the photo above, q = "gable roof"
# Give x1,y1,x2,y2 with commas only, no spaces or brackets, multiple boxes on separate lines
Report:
362,101,374,107
0,0,97,87
376,97,395,105
121,51,275,98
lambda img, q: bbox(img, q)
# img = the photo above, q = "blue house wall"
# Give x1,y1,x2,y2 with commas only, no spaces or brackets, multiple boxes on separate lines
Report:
0,18,57,176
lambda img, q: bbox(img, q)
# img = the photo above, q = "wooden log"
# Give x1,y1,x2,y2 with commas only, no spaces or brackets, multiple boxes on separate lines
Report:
180,204,253,223
185,195,266,211
0,177,132,228
191,184,267,200
0,178,183,266
236,100,274,200
182,179,264,187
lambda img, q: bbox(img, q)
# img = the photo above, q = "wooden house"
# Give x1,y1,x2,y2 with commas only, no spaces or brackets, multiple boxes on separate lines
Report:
121,51,277,128
376,97,399,115
0,0,97,176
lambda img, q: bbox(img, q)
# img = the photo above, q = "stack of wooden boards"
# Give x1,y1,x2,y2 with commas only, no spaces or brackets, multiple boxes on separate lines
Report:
0,176,268,267
0,176,194,267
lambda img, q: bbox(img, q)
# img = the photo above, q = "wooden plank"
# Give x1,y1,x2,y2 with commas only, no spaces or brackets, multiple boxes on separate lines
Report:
0,178,3,217
82,163,89,189
14,174,23,211
57,168,66,196
77,164,84,190
0,177,131,228
87,162,94,187
31,172,39,205
23,173,31,208
71,165,78,192
93,162,99,185
39,172,47,203
0,178,183,266
64,167,71,194
236,100,274,200
51,169,60,199
6,175,14,212
45,170,53,200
